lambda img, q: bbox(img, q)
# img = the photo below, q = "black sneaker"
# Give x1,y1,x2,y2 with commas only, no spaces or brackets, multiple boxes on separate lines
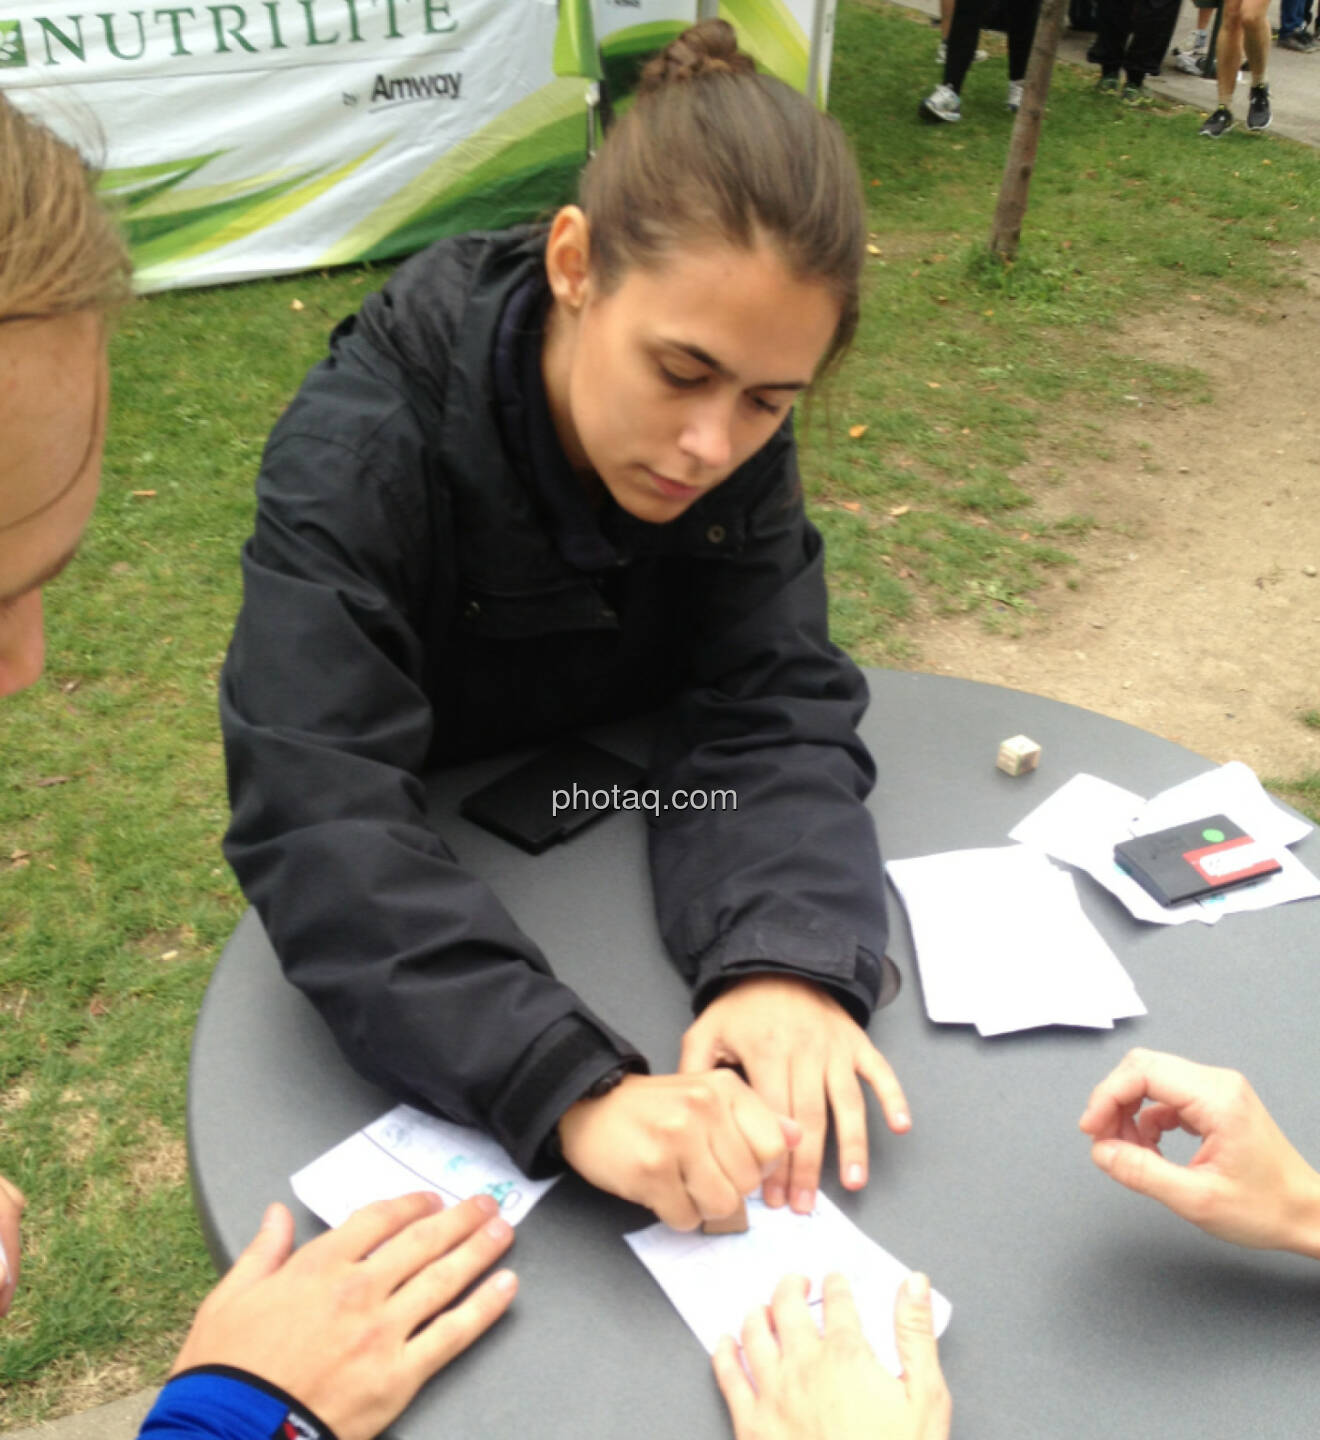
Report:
1199,105,1234,137
1247,83,1272,130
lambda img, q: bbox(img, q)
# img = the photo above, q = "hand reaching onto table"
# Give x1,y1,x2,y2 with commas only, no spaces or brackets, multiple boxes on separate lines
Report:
169,1191,517,1440
680,976,910,1213
557,1070,800,1230
1079,1047,1320,1256
712,1271,951,1440
0,1172,25,1317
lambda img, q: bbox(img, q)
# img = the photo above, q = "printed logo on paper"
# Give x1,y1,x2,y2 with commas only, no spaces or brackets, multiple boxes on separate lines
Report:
0,20,27,67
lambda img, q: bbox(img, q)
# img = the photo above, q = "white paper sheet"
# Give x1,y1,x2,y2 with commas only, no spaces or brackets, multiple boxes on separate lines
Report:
625,1193,951,1377
290,1104,559,1229
886,844,1144,1035
1132,760,1312,849
1010,765,1320,925
1008,774,1211,926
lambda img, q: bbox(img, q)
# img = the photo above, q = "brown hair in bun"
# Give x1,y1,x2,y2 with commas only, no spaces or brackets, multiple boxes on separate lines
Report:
637,18,757,92
579,19,865,377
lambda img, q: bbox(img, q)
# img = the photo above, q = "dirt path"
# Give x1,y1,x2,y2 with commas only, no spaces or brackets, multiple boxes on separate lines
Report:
904,261,1320,779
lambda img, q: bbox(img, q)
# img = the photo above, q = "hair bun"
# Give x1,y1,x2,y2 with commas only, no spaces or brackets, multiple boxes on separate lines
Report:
638,19,756,94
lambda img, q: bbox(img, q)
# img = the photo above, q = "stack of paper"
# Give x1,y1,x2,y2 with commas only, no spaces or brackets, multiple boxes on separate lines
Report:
291,1104,559,1228
626,1193,951,1377
886,844,1146,1035
1009,762,1319,926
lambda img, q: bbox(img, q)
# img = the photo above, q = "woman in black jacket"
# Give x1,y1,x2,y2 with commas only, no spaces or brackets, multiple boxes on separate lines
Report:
221,20,910,1235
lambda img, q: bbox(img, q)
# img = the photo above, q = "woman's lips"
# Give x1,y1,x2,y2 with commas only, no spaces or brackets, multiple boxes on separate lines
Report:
646,468,702,500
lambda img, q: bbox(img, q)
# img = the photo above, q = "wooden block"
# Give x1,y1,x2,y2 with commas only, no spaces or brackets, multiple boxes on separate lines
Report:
702,1200,749,1235
996,734,1041,776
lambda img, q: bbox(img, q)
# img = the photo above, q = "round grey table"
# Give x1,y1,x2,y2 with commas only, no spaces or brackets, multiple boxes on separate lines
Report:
188,672,1320,1439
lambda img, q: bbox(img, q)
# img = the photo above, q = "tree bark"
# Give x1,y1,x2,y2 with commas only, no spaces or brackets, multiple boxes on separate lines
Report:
987,0,1068,262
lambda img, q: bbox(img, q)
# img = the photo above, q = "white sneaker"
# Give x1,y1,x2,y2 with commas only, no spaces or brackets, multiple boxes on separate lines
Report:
1006,80,1024,110
919,82,962,122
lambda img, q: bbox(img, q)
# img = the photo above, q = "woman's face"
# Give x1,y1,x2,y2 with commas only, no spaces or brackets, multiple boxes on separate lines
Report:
542,211,840,525
0,312,107,697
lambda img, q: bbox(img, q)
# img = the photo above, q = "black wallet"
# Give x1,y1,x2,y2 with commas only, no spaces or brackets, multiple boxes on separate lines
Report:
1113,814,1282,906
459,739,645,855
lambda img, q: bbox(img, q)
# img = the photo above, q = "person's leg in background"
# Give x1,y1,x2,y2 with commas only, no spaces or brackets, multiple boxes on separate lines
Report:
921,0,985,121
1200,0,1271,134
1173,6,1216,72
1123,0,1184,95
1093,0,1138,88
1005,0,1043,107
938,0,989,63
1278,0,1319,49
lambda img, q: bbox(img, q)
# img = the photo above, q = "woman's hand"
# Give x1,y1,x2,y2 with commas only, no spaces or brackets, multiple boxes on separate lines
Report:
681,976,909,1213
0,1172,25,1317
557,1071,800,1230
712,1271,952,1440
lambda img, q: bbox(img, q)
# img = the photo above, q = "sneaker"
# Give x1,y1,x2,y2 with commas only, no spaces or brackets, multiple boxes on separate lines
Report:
1096,71,1120,92
1199,105,1234,136
1006,80,1024,111
1279,29,1319,49
1122,81,1153,103
1247,82,1272,129
919,83,962,123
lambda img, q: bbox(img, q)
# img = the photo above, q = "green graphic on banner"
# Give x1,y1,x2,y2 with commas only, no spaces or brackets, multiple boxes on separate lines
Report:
322,79,586,265
720,0,809,93
0,17,27,65
553,0,599,79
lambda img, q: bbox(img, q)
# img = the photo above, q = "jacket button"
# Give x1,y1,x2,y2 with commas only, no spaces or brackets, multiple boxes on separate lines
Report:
464,599,481,619
706,524,726,545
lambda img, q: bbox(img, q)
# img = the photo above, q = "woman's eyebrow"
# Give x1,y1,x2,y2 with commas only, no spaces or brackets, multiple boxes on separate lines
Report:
661,339,809,392
0,541,80,604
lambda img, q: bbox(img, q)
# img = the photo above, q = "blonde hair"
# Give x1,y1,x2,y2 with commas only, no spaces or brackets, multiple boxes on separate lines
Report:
0,94,132,321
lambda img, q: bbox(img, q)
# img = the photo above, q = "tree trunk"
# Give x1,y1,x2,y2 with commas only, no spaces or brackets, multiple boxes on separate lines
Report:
987,0,1068,262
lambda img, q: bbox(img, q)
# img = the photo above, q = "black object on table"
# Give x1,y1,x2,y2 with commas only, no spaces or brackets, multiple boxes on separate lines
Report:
188,672,1320,1440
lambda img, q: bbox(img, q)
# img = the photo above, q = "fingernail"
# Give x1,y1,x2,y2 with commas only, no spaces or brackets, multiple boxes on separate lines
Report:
906,1271,930,1301
764,1184,785,1208
260,1203,282,1230
1092,1140,1117,1170
485,1216,512,1241
473,1193,499,1216
893,1111,911,1130
427,1191,446,1211
791,1188,814,1213
846,1163,865,1188
493,1269,517,1292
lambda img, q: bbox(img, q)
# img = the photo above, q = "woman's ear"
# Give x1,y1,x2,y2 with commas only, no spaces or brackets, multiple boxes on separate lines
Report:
545,205,592,310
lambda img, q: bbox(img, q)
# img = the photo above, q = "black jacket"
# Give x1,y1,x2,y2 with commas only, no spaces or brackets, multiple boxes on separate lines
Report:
220,226,889,1177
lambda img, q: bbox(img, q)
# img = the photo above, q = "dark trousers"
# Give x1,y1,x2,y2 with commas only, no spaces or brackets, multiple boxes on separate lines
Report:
945,0,1042,90
1092,0,1181,82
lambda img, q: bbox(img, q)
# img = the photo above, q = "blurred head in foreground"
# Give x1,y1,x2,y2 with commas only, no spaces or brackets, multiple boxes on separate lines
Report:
0,94,131,696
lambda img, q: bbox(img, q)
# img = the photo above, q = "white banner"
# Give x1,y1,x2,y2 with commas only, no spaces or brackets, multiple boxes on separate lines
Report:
0,0,834,291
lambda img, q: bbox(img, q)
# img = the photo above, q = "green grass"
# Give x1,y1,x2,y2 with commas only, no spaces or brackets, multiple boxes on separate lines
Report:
5,0,1320,1419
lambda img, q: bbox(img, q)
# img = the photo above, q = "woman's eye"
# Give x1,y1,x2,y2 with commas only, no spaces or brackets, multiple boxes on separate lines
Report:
749,394,783,417
659,365,704,390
